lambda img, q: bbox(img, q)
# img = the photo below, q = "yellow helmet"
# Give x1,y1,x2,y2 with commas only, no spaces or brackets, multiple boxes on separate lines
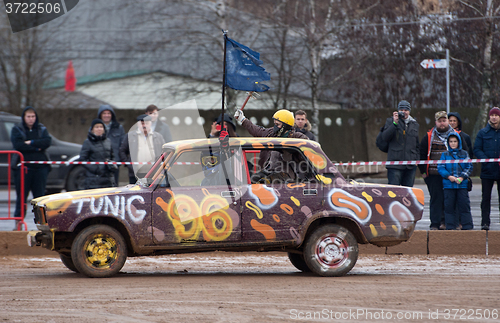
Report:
272,109,294,127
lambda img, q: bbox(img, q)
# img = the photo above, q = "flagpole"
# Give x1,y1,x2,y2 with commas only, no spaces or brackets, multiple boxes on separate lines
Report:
221,30,227,119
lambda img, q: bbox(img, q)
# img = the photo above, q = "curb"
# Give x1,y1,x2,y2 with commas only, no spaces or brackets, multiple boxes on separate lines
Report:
1,231,499,257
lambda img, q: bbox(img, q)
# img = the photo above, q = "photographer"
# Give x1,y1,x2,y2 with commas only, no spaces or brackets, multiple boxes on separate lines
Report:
379,100,420,187
79,119,117,189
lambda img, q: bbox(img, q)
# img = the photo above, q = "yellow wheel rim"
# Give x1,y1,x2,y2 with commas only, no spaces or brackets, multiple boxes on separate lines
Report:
84,234,118,269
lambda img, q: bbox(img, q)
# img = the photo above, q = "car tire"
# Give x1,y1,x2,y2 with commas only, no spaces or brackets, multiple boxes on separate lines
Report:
71,225,127,278
287,252,311,272
66,166,86,191
59,253,79,273
303,224,358,277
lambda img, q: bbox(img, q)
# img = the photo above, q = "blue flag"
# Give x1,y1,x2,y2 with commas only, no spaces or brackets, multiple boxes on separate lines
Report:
225,36,270,92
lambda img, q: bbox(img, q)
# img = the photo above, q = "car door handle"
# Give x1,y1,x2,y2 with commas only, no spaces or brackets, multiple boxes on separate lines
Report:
303,189,317,196
221,191,236,198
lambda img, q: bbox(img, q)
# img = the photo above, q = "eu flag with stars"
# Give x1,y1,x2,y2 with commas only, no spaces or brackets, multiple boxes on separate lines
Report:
225,36,270,92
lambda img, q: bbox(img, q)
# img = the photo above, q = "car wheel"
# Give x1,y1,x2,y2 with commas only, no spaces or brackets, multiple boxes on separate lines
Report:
287,252,311,272
303,224,358,277
71,225,127,278
66,166,86,191
59,253,79,273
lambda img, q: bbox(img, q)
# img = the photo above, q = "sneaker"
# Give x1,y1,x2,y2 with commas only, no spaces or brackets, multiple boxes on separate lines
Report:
439,223,446,230
481,225,490,231
430,227,439,230
458,224,462,230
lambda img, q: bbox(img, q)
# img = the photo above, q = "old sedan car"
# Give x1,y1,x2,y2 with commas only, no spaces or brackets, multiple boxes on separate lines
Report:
28,137,424,278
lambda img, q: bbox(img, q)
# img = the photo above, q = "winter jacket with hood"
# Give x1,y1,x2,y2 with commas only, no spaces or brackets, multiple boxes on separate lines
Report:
474,121,500,179
380,115,419,170
79,125,115,189
419,125,469,175
10,106,52,170
437,132,472,189
448,112,473,158
97,105,125,162
296,120,316,141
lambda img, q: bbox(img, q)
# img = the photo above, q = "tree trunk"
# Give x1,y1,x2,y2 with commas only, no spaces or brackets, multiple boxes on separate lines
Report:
472,0,495,139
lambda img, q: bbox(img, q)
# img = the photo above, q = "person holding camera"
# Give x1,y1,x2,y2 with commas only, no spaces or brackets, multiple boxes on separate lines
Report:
379,100,420,187
79,119,117,189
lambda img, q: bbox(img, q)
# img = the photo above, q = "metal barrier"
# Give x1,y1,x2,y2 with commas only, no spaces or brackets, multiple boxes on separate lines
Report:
0,151,26,231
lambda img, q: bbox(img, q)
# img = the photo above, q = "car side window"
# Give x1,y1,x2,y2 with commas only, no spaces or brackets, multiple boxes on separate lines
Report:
0,121,15,143
247,147,317,184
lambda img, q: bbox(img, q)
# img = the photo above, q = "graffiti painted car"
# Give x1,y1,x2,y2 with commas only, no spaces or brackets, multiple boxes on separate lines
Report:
27,138,424,278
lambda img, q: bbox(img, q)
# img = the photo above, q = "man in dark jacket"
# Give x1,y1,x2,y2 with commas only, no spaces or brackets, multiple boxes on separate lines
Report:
11,106,52,230
473,106,500,230
97,105,125,185
448,112,473,158
294,110,316,141
145,104,172,143
380,100,420,187
119,114,165,184
420,111,469,230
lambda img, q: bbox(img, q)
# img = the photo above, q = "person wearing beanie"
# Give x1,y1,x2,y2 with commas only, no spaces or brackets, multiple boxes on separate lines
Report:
419,111,470,230
474,106,500,230
378,100,420,187
10,106,52,230
78,118,117,189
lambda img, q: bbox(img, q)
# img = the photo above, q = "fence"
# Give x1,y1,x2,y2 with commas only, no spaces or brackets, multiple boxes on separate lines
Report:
0,151,26,231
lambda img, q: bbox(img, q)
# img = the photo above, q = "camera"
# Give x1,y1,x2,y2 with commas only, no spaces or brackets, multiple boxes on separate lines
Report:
398,111,405,119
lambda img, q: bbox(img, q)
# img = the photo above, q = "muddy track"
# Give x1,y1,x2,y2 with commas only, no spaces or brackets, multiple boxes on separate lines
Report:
1,252,499,323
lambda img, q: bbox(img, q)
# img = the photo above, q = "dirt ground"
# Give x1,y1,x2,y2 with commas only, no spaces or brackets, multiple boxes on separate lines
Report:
1,252,500,323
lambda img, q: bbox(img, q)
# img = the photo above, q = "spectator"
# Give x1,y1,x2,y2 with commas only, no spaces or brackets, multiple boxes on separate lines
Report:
294,110,316,141
209,113,238,138
10,106,52,230
145,104,172,143
97,105,125,185
419,111,469,230
473,106,500,230
379,100,420,187
448,112,473,158
79,119,117,189
119,114,165,184
234,109,308,182
437,132,473,230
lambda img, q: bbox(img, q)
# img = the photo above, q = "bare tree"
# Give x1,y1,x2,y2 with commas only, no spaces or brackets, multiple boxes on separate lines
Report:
0,16,62,113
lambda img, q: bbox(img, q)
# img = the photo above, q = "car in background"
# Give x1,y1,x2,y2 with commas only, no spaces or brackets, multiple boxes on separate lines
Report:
0,111,86,193
27,137,424,278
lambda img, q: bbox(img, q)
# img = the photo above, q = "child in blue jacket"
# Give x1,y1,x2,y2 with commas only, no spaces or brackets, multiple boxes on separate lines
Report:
437,132,473,230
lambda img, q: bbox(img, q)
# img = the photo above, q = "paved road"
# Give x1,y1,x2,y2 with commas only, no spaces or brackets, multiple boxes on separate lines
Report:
1,182,499,231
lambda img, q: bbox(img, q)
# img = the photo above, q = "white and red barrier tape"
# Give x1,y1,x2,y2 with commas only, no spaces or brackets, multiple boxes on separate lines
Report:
20,159,500,166
332,158,500,166
21,161,200,165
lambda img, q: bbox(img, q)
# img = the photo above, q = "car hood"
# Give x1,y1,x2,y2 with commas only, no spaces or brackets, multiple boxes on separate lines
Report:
32,184,148,208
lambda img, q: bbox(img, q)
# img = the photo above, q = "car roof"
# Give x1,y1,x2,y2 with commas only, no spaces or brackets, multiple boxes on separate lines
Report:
162,137,321,151
162,137,338,176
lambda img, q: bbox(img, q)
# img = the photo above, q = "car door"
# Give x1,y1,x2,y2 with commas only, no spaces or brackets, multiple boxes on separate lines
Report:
240,147,323,242
151,147,244,244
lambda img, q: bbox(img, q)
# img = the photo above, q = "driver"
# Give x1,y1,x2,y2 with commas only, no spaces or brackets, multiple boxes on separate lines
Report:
200,150,233,186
